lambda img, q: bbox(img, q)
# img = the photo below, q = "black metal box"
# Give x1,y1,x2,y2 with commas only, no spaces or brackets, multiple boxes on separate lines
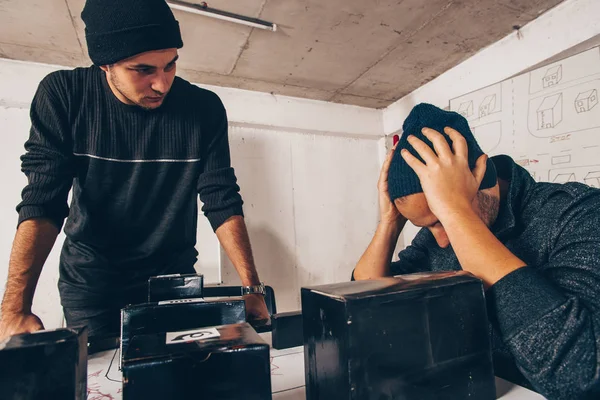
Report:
121,297,246,367
301,271,495,400
122,322,272,400
0,327,88,399
272,310,303,350
147,273,204,302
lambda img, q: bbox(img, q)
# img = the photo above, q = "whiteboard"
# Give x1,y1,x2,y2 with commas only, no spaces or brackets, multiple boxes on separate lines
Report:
450,46,600,186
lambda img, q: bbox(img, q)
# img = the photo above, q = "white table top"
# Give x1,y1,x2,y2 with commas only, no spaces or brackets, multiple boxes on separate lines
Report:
87,333,545,399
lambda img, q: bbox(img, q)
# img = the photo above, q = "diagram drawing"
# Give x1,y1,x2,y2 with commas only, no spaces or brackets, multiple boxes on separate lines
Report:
458,100,474,118
471,121,502,154
575,89,598,113
528,79,600,137
548,165,600,185
479,94,497,118
553,173,576,183
537,93,563,130
529,47,600,95
543,65,563,88
584,171,600,188
551,155,571,165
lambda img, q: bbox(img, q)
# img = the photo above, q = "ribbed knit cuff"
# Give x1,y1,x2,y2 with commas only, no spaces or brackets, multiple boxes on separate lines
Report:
17,205,64,230
207,205,244,232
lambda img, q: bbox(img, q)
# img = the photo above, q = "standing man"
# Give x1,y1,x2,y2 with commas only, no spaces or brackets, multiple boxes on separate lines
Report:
0,0,269,340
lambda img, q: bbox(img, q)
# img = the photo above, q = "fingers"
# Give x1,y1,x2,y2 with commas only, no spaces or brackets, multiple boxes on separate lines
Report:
421,127,453,160
444,127,468,159
406,135,438,165
400,148,426,176
378,142,398,186
473,154,488,184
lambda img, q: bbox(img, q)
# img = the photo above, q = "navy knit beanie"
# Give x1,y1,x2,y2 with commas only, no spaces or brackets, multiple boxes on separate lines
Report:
81,0,184,66
388,103,497,201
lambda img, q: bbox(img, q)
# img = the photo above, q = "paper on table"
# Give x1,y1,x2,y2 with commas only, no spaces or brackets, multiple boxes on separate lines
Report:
271,346,305,394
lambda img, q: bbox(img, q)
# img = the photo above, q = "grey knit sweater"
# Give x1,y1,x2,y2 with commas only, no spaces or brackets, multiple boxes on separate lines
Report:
392,155,600,400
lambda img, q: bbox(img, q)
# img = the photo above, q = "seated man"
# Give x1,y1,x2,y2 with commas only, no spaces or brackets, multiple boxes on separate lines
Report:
354,103,600,400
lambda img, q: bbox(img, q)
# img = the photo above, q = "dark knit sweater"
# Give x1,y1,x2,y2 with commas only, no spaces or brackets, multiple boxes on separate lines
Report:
17,66,243,307
392,155,600,400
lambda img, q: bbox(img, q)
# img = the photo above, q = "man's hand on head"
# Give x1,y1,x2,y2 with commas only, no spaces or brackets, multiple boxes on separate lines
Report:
378,142,407,227
400,126,488,224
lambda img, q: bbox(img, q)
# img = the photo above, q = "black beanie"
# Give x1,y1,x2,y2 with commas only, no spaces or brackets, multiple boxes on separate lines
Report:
81,0,184,66
388,103,497,201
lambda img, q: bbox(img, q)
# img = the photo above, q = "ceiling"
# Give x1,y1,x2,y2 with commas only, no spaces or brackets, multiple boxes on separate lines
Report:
0,0,564,109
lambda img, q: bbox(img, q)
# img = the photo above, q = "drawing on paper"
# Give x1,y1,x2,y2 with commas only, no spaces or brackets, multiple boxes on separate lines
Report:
537,93,563,130
471,121,502,154
584,171,600,188
575,89,598,113
553,173,576,183
458,101,474,118
551,155,571,165
479,94,497,118
543,65,563,88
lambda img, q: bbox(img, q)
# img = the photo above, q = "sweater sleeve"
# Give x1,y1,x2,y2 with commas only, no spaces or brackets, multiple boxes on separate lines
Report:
486,194,600,400
389,228,431,276
351,228,430,281
16,76,74,230
196,92,244,231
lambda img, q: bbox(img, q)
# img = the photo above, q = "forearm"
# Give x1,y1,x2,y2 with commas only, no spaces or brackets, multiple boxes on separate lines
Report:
441,207,525,287
354,220,405,280
215,215,260,286
2,218,59,315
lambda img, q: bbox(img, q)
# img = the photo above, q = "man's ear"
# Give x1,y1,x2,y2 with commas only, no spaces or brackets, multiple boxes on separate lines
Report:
473,154,488,186
99,65,110,73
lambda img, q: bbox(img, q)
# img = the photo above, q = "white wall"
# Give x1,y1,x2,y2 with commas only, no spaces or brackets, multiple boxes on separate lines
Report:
221,126,380,311
0,58,382,328
0,106,65,329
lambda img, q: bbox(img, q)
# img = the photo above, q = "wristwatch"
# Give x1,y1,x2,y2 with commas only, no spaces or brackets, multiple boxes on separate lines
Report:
241,282,266,296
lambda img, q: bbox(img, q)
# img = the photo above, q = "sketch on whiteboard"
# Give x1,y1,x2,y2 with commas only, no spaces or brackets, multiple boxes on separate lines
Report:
543,65,563,88
584,171,600,188
537,93,563,130
449,83,502,123
458,100,474,118
449,46,600,187
479,94,498,118
551,155,571,165
530,47,600,95
553,172,576,183
548,165,600,185
471,121,502,154
528,79,600,137
575,89,598,113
